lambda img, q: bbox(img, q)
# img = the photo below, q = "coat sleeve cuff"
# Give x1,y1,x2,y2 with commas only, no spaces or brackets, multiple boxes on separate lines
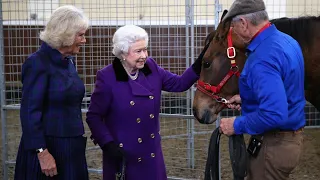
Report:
92,135,114,149
23,136,46,151
184,67,200,86
234,116,245,135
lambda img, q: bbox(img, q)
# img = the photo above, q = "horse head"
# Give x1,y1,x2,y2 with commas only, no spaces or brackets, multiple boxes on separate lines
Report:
192,10,248,124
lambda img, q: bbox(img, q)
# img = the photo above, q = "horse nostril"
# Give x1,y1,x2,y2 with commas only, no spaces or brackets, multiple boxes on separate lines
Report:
202,110,211,124
192,108,210,124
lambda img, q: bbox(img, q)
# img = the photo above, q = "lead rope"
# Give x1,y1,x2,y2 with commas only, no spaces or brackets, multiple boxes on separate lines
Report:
204,127,247,180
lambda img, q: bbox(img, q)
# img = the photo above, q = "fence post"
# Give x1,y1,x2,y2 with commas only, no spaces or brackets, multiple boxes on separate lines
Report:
185,0,196,169
214,1,222,180
0,0,9,179
189,0,196,169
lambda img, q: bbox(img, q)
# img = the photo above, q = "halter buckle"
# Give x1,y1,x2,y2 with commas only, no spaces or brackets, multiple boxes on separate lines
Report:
216,97,228,104
227,47,236,59
230,65,239,72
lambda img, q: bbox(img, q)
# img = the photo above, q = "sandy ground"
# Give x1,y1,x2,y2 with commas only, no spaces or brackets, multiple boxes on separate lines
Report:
0,110,319,180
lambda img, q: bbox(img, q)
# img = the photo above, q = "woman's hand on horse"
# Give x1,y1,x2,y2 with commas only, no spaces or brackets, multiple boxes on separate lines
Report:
191,52,204,76
227,94,241,111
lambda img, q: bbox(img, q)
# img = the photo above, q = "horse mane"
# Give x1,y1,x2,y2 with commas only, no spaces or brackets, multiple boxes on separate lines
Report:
204,31,216,45
271,16,320,47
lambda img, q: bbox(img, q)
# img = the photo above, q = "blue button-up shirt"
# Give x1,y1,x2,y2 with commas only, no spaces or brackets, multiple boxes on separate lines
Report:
234,25,306,135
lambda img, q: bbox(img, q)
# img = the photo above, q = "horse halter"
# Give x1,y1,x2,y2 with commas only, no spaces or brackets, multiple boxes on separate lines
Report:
196,27,240,104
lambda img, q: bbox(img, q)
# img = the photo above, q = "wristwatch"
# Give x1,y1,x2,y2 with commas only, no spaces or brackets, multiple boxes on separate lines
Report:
36,148,46,153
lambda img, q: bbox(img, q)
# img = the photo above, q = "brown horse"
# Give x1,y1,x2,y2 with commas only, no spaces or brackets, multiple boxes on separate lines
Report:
192,10,320,124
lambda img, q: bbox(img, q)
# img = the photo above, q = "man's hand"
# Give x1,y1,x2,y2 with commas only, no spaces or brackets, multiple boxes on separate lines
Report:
227,94,241,111
37,149,57,177
220,116,236,136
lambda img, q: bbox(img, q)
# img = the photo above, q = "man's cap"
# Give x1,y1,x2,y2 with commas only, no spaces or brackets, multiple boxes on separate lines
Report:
222,0,266,22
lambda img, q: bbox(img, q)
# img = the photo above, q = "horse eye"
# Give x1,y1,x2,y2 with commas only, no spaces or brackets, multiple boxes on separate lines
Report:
202,61,211,69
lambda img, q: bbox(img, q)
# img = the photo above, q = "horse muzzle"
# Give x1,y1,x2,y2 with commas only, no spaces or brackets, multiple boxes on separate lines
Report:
193,108,216,124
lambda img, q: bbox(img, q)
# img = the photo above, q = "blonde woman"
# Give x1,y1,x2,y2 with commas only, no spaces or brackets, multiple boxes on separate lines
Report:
14,5,89,180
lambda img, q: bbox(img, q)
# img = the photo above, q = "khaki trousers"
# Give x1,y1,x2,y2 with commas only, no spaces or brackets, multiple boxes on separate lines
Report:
246,129,304,180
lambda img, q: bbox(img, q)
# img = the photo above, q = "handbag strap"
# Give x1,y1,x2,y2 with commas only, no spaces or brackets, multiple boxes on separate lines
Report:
116,158,126,180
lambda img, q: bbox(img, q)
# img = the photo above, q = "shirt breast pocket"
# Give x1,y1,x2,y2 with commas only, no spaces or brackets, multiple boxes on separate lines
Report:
239,74,255,100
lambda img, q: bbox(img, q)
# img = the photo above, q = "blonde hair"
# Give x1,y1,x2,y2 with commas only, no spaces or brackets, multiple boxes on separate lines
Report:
40,5,89,49
112,25,149,59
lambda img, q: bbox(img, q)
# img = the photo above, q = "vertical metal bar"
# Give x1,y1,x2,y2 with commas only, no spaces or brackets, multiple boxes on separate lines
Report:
0,1,8,179
189,0,195,169
304,0,307,15
185,0,192,168
216,114,222,180
214,0,222,31
214,1,222,179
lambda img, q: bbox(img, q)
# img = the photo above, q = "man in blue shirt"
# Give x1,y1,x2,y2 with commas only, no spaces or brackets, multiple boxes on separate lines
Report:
219,0,305,179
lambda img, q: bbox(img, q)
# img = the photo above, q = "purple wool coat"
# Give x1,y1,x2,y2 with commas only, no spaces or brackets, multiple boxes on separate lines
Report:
86,57,199,180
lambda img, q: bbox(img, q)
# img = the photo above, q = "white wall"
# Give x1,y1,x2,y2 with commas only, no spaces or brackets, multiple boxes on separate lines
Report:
1,0,319,25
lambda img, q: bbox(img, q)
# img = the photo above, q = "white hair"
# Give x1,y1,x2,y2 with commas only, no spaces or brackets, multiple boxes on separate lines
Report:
112,25,149,59
40,5,89,49
232,10,269,26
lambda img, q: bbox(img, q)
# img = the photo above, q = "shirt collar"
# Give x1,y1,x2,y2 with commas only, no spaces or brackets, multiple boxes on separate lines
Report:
247,24,276,53
39,42,73,67
112,57,152,82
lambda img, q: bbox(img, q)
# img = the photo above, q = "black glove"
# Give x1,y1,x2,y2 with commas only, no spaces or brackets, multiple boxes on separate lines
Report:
102,141,125,163
192,55,202,76
192,42,210,76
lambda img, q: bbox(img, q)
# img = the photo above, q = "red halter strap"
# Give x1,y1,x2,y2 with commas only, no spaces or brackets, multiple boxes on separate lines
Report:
196,27,240,103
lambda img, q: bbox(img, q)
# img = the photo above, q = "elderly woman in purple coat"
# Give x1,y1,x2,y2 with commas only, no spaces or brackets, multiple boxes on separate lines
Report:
86,24,202,180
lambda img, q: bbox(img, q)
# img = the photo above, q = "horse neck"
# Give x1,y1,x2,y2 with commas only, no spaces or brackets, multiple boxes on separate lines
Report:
234,47,247,73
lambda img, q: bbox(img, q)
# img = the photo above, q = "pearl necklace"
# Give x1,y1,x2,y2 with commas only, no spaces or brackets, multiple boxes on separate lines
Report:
128,70,139,80
123,67,139,80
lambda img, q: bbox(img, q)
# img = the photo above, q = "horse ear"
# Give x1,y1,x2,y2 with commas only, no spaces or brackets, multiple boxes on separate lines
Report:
220,10,228,22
